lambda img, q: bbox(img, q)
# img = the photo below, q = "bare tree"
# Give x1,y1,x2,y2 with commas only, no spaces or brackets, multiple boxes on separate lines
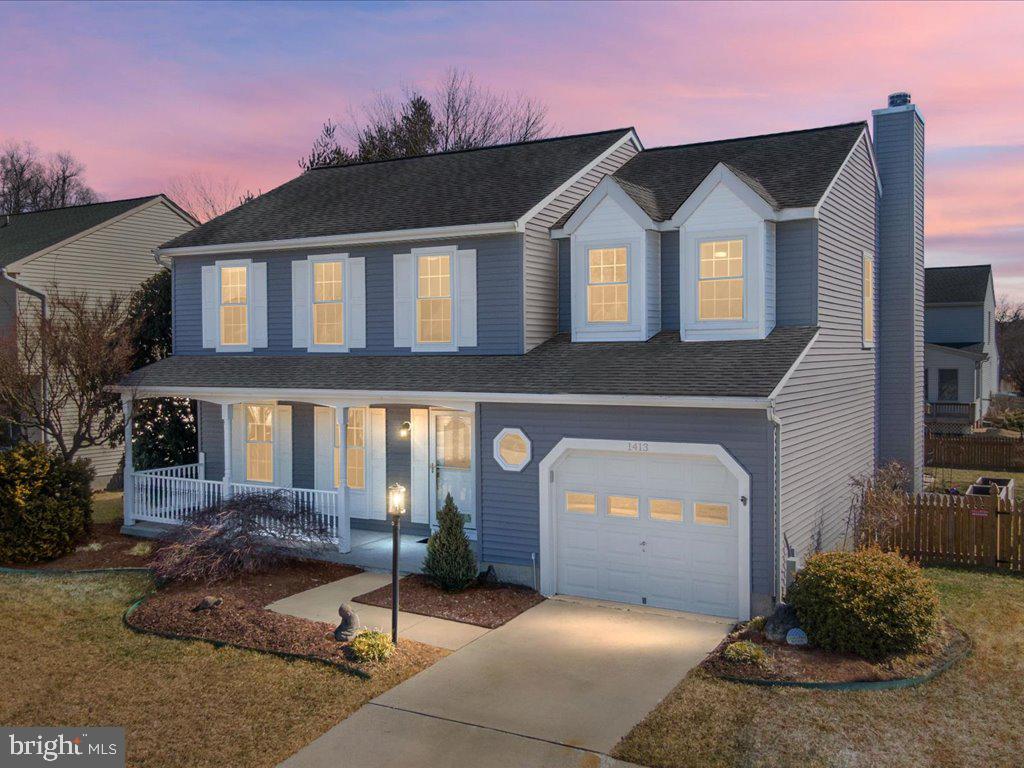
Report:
0,141,98,214
0,291,136,461
166,172,257,223
300,67,550,169
996,296,1024,395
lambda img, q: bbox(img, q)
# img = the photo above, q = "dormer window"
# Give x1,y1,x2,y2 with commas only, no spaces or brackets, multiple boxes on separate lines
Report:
219,266,249,346
587,247,629,323
698,239,744,321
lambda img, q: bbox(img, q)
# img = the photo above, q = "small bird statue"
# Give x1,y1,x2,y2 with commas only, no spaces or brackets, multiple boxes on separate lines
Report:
335,603,360,642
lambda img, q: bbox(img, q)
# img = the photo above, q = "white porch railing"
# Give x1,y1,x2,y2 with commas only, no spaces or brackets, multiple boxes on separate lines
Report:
136,460,204,480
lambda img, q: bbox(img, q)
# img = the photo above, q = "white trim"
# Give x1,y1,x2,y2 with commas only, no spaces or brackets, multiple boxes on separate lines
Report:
668,163,775,227
538,437,751,621
411,244,459,352
514,130,643,229
573,238,645,341
861,250,875,349
117,384,771,411
493,427,532,472
767,330,821,400
552,205,817,238
214,258,255,353
557,176,655,235
157,221,518,259
924,342,988,362
813,129,881,213
305,253,352,353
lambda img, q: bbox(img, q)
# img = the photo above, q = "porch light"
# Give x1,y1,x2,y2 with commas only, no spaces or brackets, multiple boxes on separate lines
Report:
387,482,407,646
398,421,411,439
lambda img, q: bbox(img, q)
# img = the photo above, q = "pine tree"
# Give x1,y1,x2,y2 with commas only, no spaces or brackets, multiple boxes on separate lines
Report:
423,492,478,591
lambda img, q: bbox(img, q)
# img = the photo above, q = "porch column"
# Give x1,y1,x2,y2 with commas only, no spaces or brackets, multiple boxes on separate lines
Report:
121,396,134,527
335,404,350,553
221,403,233,501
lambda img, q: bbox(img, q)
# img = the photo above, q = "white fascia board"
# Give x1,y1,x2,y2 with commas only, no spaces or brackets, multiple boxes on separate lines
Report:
115,383,769,411
5,196,191,274
925,342,987,362
667,163,776,227
767,329,821,401
156,221,519,259
517,129,643,231
813,129,882,215
553,176,656,237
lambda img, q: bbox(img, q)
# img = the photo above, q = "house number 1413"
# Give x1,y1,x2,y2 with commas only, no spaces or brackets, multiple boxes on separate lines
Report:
627,442,649,453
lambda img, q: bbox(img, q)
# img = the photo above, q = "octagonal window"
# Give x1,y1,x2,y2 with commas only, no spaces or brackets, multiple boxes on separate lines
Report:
494,428,531,471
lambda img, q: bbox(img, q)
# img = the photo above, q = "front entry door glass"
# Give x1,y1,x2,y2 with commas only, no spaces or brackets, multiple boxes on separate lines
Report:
431,411,475,530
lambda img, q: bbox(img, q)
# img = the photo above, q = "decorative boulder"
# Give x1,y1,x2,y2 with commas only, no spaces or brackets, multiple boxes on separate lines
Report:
764,603,799,643
191,595,222,612
335,603,360,642
786,627,809,646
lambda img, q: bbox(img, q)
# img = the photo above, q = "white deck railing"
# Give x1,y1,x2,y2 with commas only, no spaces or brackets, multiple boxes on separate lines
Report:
136,459,204,480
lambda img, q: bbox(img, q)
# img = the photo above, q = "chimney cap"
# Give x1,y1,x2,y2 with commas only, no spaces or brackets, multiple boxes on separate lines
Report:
888,92,911,108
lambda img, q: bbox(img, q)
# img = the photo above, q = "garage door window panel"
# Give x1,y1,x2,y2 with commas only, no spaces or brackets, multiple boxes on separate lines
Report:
649,498,683,522
694,501,730,527
607,495,639,519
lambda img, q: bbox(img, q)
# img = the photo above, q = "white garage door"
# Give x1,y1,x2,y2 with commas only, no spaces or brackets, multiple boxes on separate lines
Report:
552,448,741,618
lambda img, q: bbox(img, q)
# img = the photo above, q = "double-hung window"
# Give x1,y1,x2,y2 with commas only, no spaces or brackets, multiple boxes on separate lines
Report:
245,405,274,483
313,261,344,346
335,407,366,490
862,253,875,346
587,246,629,323
220,266,248,346
698,239,744,321
417,254,452,344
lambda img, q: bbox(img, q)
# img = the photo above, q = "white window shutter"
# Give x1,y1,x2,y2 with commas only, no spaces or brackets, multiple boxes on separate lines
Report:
201,265,217,349
349,257,366,348
291,260,311,349
393,253,414,347
251,262,268,348
274,404,293,488
231,404,246,482
313,406,334,490
457,249,477,347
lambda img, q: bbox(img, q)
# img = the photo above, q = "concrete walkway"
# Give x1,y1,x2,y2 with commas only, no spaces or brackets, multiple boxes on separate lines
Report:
279,597,729,767
267,571,491,651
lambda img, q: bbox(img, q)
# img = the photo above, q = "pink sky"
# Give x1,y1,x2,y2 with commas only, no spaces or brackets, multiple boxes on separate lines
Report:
3,1,1023,297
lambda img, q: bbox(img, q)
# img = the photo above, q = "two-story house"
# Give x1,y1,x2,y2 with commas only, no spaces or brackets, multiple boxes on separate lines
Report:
0,195,196,487
923,264,999,432
120,93,926,620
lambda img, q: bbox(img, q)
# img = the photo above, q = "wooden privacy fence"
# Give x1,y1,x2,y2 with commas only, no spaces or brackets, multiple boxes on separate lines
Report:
925,432,1024,471
872,490,1024,571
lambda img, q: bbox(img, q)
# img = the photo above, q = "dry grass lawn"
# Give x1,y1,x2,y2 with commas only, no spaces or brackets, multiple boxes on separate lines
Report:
91,491,124,525
613,568,1024,768
926,466,1024,502
0,571,445,768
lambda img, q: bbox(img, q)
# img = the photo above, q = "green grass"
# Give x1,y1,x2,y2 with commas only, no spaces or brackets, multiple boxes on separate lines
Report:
91,492,123,525
613,567,1024,768
926,466,1024,502
0,571,442,768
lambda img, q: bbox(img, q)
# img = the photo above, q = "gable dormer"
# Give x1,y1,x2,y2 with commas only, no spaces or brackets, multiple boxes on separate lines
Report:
557,176,661,342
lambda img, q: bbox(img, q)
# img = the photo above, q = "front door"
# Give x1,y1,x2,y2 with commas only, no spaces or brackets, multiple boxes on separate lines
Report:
429,409,475,532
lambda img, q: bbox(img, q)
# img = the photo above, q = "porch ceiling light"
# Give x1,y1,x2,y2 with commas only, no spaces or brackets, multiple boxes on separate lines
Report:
388,483,407,518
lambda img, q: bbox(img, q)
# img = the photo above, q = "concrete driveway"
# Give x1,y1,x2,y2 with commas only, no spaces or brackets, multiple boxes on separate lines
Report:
280,597,729,767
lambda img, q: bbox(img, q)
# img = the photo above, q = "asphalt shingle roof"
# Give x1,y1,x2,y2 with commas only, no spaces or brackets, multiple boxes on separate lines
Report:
162,129,633,250
0,196,160,268
123,326,816,399
925,265,992,305
553,122,866,227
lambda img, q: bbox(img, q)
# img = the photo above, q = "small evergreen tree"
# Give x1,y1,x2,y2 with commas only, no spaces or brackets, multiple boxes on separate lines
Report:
423,493,477,591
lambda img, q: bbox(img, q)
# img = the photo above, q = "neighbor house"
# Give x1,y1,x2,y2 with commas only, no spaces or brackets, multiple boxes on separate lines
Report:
923,264,999,433
0,196,197,486
119,93,926,620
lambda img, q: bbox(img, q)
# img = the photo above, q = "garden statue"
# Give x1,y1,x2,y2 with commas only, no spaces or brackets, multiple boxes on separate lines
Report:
335,603,360,641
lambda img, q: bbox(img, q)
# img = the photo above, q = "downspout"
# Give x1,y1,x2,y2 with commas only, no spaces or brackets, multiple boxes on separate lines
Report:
152,247,171,269
767,402,783,605
1,267,48,446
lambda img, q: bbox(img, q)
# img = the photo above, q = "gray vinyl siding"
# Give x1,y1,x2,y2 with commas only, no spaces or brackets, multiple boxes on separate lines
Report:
173,233,522,356
645,229,661,336
874,107,925,484
660,230,680,330
775,219,818,327
925,305,983,343
556,238,571,333
522,140,639,351
198,400,225,481
773,136,878,582
477,402,776,601
290,402,315,489
12,200,194,486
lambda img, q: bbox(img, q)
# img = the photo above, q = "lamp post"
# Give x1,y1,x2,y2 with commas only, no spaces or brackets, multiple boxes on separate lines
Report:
387,482,407,645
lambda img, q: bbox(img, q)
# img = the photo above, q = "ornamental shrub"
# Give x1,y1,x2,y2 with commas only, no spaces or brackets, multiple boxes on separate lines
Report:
0,443,94,564
423,492,477,591
349,630,395,663
787,548,939,660
722,640,768,668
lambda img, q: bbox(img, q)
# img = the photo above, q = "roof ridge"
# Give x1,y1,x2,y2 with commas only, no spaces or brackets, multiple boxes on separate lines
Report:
308,128,634,171
925,264,991,271
638,121,866,154
3,194,160,218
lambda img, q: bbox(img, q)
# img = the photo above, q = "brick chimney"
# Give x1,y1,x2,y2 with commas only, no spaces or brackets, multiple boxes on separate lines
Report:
873,92,925,490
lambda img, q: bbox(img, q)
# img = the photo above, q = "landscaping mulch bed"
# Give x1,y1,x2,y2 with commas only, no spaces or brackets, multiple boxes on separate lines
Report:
704,618,970,684
126,561,448,670
2,522,157,571
352,573,545,628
